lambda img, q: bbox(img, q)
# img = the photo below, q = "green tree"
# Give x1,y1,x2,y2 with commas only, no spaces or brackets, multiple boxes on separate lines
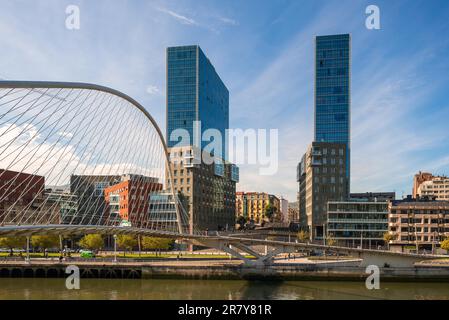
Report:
116,235,137,256
440,238,449,253
383,232,396,250
264,203,276,222
31,235,60,250
297,230,309,243
141,237,174,251
236,216,246,229
0,236,26,250
78,234,104,251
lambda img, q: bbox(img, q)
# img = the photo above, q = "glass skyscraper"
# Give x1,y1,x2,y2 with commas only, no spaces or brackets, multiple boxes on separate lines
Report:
166,45,229,159
314,34,351,185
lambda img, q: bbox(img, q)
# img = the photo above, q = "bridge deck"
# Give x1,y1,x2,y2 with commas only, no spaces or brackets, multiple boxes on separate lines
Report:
0,225,446,262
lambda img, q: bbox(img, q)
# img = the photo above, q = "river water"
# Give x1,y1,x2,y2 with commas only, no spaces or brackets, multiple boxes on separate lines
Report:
0,278,449,300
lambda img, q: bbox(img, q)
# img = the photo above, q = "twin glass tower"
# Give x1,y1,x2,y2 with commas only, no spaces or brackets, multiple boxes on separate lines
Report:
315,34,351,183
166,45,229,160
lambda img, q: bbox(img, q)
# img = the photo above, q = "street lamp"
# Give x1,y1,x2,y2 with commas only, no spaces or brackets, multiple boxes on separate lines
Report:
113,234,117,263
26,236,30,264
432,231,437,255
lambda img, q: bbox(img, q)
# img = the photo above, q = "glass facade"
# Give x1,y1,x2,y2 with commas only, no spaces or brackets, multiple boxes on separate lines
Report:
314,34,351,182
231,164,239,182
167,45,229,159
327,201,388,245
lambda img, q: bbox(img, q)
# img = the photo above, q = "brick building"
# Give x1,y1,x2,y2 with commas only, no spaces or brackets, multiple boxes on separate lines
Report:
104,174,162,227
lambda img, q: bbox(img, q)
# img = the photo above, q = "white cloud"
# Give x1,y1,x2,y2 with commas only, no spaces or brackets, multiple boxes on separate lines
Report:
349,47,449,196
231,3,361,201
146,85,161,95
219,17,238,26
0,122,166,187
157,7,197,25
57,131,74,139
1,1,448,204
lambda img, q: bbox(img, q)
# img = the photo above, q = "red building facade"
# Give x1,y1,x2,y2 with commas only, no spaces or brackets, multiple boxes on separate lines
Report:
104,174,162,227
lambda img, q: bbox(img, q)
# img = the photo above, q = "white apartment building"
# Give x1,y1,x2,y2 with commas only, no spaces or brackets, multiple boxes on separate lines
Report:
417,177,449,200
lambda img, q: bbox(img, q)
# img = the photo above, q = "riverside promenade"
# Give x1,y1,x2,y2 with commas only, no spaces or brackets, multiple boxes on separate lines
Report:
1,256,449,281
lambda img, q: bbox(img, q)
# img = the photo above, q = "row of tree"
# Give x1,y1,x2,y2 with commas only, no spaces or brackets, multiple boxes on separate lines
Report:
384,232,449,252
79,234,174,252
297,231,449,252
235,203,279,229
0,234,174,252
296,230,336,246
0,235,60,250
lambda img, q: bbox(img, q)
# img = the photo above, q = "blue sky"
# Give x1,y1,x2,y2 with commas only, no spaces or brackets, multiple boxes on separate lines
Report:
1,0,449,201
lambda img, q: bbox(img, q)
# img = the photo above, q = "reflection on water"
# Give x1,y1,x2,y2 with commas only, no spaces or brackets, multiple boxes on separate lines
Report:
0,278,449,300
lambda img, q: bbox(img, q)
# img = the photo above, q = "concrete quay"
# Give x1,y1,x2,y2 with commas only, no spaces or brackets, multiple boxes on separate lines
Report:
1,258,449,281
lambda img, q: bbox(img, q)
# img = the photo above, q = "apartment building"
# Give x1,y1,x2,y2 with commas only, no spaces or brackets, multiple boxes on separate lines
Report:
297,141,349,239
0,170,60,225
350,192,395,202
388,197,449,250
104,174,163,227
168,145,238,232
416,176,449,201
327,201,388,248
235,192,280,224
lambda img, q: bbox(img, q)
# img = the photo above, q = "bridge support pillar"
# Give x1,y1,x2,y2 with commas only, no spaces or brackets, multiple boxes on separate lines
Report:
193,239,295,266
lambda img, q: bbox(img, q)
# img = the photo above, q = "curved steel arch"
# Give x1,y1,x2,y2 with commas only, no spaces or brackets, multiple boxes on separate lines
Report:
0,80,183,234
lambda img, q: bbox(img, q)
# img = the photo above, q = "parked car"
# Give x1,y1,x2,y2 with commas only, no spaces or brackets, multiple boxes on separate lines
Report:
79,250,95,258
